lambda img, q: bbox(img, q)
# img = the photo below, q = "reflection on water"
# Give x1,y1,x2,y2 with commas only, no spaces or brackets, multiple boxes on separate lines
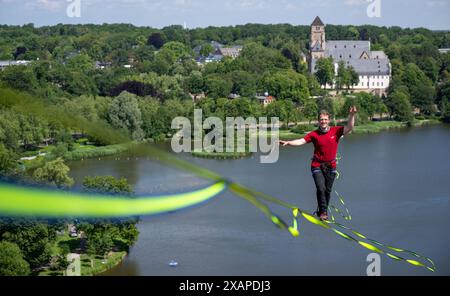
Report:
68,125,450,276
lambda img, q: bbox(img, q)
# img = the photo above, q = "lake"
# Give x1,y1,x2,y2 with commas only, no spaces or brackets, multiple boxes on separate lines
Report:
68,124,450,275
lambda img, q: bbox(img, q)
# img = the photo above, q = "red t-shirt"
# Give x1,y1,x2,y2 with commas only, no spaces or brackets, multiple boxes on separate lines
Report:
303,126,345,168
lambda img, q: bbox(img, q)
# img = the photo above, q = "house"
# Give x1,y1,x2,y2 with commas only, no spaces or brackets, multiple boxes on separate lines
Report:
194,42,242,65
309,16,391,96
195,53,224,65
190,92,206,102
94,61,112,69
256,92,276,107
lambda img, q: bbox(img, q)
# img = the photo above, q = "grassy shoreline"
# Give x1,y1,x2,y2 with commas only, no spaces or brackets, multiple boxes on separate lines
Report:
351,119,441,134
21,120,442,164
36,233,128,276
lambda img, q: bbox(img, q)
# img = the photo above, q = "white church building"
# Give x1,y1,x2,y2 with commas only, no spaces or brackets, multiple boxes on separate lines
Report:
309,16,391,96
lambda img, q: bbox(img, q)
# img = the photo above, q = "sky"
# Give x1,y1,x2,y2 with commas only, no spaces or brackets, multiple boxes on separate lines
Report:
0,0,449,30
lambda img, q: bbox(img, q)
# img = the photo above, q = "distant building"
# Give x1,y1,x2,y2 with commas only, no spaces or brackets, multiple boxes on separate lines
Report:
190,92,206,102
439,48,450,54
0,60,31,70
309,16,391,96
256,93,276,107
194,42,242,65
195,53,224,65
94,61,112,69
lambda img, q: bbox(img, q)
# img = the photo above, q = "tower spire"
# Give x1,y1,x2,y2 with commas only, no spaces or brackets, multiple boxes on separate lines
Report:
311,16,324,26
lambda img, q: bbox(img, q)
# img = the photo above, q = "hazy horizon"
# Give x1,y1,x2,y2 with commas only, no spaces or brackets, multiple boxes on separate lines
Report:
0,0,449,31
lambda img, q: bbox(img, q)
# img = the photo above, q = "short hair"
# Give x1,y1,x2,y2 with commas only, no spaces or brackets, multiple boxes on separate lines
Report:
318,110,330,121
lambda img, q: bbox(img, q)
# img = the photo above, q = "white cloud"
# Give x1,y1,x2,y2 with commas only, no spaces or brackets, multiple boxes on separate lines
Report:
24,0,63,11
344,0,369,6
427,0,448,6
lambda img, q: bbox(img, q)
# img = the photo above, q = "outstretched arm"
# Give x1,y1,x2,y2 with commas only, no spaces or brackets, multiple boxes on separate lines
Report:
344,106,357,135
279,138,307,147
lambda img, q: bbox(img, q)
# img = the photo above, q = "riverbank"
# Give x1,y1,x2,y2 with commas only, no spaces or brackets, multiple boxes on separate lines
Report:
351,119,441,134
21,119,443,164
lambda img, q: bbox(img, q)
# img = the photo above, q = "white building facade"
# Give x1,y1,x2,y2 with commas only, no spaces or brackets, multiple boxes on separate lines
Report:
309,17,391,96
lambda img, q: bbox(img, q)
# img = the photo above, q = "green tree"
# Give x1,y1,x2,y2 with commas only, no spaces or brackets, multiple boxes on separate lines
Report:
204,74,233,98
147,32,165,49
0,65,39,92
33,157,74,188
107,91,144,140
0,241,30,276
303,99,319,124
66,53,94,73
229,70,256,97
235,43,291,74
86,231,114,257
403,63,435,114
261,70,309,104
387,90,414,122
186,71,204,94
0,144,18,176
348,66,359,89
139,97,166,139
442,101,450,123
2,222,54,269
200,43,215,57
314,57,334,88
336,61,351,91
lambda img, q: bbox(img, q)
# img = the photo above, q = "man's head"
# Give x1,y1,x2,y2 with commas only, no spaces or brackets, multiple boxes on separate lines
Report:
318,110,330,130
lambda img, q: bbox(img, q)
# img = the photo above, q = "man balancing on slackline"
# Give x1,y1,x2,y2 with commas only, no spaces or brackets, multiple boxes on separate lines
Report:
279,106,357,221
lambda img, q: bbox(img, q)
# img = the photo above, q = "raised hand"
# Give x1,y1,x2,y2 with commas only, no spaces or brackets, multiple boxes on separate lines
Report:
349,105,358,115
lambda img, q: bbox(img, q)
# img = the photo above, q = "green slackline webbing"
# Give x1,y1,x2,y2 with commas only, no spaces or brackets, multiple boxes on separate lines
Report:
0,180,227,218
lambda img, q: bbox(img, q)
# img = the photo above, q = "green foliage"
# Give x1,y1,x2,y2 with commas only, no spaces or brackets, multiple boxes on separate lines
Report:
402,63,435,114
32,157,74,188
199,43,215,56
186,71,204,94
303,99,319,123
291,124,315,134
1,222,54,269
235,42,291,74
107,91,144,140
83,176,133,195
386,90,414,122
87,231,114,257
314,57,334,88
0,143,18,176
229,70,256,97
261,70,309,104
204,74,233,98
0,65,39,93
0,241,30,275
442,101,450,123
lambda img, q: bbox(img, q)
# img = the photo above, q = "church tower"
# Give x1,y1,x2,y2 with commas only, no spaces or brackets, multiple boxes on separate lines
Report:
310,16,325,59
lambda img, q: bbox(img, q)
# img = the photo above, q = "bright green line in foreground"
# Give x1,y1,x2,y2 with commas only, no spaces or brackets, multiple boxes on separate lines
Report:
0,181,227,218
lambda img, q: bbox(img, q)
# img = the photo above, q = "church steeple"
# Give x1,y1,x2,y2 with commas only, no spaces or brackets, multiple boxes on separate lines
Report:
311,16,324,26
310,16,326,59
